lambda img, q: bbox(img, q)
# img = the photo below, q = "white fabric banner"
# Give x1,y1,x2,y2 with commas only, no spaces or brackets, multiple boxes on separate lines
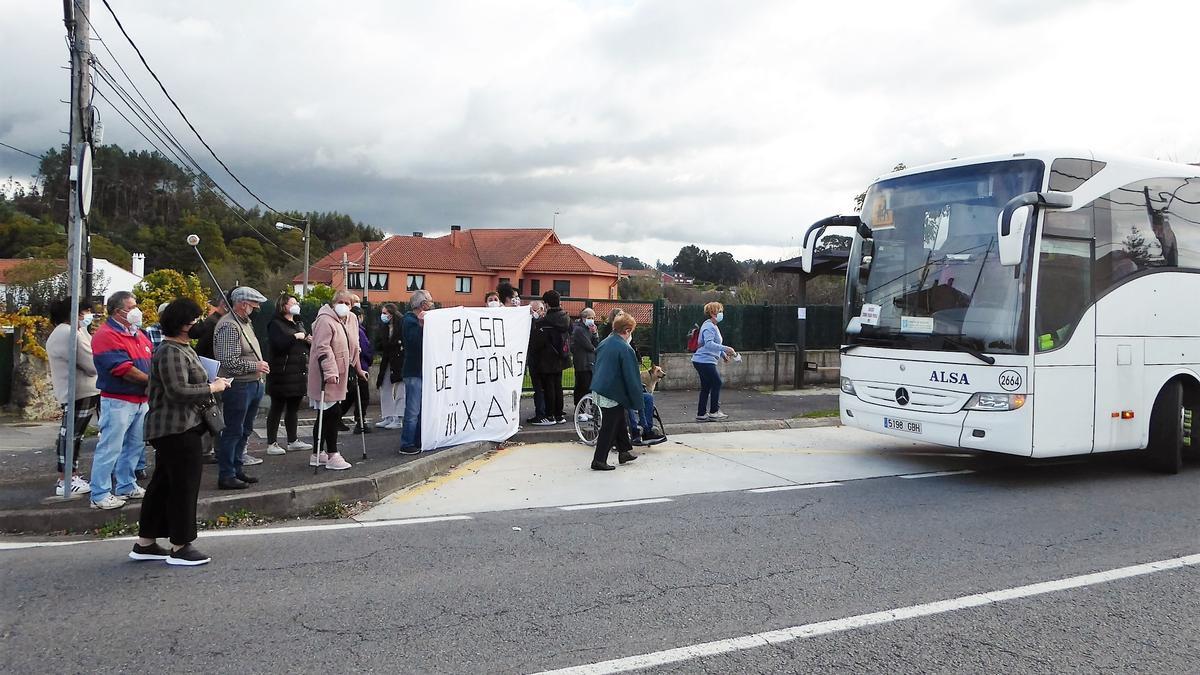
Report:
421,306,531,451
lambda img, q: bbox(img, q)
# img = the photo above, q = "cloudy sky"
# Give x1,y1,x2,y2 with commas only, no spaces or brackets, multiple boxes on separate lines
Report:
3,0,1200,266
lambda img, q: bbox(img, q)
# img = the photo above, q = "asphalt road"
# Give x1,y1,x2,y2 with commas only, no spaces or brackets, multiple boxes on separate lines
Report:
3,436,1199,674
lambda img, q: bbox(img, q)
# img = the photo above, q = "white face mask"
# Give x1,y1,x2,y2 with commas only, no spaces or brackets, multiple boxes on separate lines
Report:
584,318,594,327
487,300,501,308
125,307,143,328
380,313,391,324
511,296,521,306
623,332,633,344
289,304,301,316
716,312,724,323
334,303,351,318
353,302,362,309
79,313,94,329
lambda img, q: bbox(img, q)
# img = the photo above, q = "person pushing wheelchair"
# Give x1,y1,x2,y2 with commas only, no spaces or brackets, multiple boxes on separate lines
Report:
588,311,642,471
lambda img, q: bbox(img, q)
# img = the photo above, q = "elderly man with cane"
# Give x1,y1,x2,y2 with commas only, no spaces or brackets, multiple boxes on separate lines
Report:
308,290,366,470
214,286,270,490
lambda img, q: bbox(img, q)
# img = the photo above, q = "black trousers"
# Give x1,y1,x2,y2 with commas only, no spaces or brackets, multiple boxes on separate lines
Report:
139,425,204,546
538,371,565,420
57,395,98,473
592,404,633,465
572,369,593,410
313,404,341,456
266,395,301,445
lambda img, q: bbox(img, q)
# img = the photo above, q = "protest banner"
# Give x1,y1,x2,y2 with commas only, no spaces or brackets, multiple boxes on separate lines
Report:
421,306,532,450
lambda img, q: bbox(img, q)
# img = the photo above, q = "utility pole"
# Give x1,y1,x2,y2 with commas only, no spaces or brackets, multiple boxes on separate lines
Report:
60,0,94,500
362,241,371,302
341,251,349,291
302,219,311,297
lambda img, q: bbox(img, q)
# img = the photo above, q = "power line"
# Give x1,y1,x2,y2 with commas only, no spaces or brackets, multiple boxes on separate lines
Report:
97,0,302,223
0,141,45,161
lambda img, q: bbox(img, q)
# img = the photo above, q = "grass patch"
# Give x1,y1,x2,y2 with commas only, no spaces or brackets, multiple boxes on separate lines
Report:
199,508,269,530
309,498,352,519
795,409,840,419
94,515,137,538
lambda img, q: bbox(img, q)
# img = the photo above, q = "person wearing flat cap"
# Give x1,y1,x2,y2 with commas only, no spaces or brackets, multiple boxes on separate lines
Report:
214,286,270,490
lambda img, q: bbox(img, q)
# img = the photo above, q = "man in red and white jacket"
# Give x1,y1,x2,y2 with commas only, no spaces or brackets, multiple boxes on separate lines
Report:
89,291,154,510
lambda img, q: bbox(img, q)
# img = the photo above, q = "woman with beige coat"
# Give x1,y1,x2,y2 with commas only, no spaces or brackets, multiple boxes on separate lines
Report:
307,291,366,470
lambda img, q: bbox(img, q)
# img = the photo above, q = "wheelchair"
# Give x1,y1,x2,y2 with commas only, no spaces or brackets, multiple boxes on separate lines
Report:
573,392,666,446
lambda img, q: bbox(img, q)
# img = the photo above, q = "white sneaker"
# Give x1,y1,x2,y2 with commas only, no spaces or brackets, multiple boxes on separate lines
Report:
265,443,287,456
287,439,313,451
375,417,393,428
578,413,592,423
90,494,126,510
707,411,729,420
55,476,92,497
117,485,147,500
324,452,352,470
384,418,403,430
241,453,264,466
308,451,329,467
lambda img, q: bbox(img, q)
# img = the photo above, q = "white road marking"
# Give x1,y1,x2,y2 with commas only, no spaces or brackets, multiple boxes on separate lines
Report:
747,482,843,494
899,469,976,479
0,514,473,551
531,552,1200,675
559,498,673,511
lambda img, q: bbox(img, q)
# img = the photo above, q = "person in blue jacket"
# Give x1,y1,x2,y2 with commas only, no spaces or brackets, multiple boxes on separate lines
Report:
399,290,433,454
691,301,737,422
588,312,642,471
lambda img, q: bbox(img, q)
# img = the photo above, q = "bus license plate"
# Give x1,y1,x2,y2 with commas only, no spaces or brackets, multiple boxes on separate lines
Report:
884,417,922,434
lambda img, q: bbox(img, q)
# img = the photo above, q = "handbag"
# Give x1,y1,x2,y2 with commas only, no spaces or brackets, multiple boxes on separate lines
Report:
198,396,225,436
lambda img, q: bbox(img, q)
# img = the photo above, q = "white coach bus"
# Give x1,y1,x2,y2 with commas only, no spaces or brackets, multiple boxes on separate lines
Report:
801,151,1200,472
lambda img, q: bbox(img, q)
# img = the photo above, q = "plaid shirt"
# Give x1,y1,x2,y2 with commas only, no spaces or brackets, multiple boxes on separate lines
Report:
145,340,213,441
144,324,164,349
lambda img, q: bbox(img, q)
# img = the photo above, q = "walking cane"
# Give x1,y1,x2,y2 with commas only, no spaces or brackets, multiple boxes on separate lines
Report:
313,354,328,476
355,371,368,460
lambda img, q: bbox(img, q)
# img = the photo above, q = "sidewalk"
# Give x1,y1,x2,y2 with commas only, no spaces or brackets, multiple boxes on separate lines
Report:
0,387,840,534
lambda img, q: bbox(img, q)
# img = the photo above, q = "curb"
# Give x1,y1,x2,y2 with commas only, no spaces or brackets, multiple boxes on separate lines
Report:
510,416,841,445
0,441,496,535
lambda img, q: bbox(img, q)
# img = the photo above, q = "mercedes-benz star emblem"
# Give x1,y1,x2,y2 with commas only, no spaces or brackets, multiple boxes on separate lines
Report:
895,387,910,406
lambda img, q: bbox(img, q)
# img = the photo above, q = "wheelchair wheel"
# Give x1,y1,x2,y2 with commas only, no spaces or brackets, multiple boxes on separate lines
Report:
574,394,602,446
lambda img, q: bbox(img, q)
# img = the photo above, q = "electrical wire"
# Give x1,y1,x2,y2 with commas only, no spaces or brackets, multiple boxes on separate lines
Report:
0,141,45,161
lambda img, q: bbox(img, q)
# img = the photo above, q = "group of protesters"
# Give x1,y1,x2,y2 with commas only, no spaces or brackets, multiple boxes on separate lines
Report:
43,277,736,564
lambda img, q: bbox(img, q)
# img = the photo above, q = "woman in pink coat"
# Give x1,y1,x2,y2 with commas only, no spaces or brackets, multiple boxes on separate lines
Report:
307,290,366,470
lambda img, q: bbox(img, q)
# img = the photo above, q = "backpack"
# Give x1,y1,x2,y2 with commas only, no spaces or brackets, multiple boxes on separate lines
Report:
686,323,701,353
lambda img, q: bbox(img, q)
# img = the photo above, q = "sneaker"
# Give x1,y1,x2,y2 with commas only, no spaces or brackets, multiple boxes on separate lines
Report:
117,485,146,500
90,494,126,510
696,415,709,422
375,417,393,428
308,451,330,467
166,544,211,567
287,439,313,451
324,452,352,470
642,430,668,446
707,411,729,420
55,476,92,497
578,413,592,423
556,417,567,425
265,443,287,456
241,453,264,466
532,417,556,426
630,437,646,447
384,419,403,430
525,416,541,425
398,446,421,456
202,452,218,465
128,542,170,561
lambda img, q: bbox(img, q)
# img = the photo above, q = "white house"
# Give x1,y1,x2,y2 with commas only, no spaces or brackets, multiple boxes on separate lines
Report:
0,254,145,309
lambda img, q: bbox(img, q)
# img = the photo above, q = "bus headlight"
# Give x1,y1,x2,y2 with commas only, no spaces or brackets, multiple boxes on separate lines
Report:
964,393,1026,411
840,377,856,395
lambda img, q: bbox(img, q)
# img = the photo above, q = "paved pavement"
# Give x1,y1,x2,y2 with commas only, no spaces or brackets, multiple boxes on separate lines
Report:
3,425,1197,673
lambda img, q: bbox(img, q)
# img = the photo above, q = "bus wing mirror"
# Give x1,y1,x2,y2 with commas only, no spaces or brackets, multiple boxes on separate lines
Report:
800,215,867,273
997,191,1074,266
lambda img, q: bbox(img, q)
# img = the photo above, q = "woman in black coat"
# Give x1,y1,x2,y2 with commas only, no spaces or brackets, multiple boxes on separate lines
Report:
265,294,312,454
373,302,405,430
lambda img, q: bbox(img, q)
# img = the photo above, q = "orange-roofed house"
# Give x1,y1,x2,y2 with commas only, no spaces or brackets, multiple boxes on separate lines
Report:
295,227,621,306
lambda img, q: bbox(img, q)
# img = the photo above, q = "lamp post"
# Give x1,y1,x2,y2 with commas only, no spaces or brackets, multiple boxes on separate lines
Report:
275,220,311,296
553,211,559,230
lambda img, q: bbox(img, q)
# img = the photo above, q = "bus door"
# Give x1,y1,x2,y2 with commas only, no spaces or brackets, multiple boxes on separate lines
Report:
1032,236,1096,456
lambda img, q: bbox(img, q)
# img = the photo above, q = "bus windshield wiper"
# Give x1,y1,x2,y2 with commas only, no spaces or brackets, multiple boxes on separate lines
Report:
939,335,995,365
841,335,898,354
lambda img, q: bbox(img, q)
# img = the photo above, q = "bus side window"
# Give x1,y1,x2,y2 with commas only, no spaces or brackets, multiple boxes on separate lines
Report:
1036,238,1092,352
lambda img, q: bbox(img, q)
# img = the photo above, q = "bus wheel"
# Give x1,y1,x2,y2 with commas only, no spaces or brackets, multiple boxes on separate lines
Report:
1147,381,1184,474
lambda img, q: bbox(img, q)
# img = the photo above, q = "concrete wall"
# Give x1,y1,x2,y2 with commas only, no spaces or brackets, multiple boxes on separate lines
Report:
653,349,840,391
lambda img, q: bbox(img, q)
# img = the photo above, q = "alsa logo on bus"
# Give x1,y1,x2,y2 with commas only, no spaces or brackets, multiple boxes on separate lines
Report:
929,371,970,385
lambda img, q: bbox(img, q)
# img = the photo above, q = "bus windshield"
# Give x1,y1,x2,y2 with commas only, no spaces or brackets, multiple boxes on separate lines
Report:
849,159,1044,355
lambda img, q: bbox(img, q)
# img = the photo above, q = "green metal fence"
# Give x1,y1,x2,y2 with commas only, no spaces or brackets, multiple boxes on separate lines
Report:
657,303,842,353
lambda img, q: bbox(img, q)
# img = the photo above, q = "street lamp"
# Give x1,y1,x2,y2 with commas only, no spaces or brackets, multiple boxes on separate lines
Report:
275,220,311,296
553,211,559,230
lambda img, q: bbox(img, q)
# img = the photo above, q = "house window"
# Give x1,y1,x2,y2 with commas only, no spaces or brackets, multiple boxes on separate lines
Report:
553,280,570,296
368,273,389,291
406,274,425,291
347,272,364,290
455,276,472,293
517,279,524,295
530,279,541,296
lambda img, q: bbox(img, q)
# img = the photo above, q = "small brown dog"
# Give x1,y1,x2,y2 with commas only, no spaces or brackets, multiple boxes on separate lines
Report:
641,364,667,393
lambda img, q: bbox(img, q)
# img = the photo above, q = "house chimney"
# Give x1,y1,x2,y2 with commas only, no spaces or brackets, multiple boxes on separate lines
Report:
450,225,461,232
131,253,145,278
450,224,462,247
413,232,423,238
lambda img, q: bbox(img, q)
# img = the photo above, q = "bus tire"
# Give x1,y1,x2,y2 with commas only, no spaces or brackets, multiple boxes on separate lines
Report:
1147,381,1184,474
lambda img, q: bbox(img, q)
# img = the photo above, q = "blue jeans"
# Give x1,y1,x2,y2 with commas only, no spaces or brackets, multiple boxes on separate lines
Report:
400,376,423,449
90,397,148,502
218,380,264,480
694,362,722,416
627,392,655,438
